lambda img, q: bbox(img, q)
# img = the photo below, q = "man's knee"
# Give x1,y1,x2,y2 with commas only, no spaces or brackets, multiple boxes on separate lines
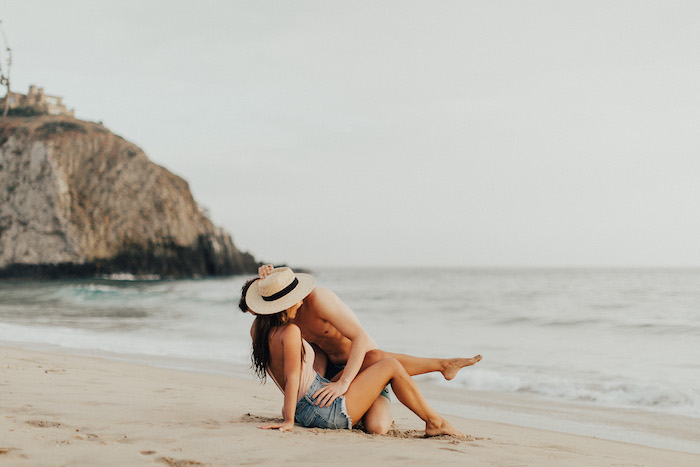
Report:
364,348,387,366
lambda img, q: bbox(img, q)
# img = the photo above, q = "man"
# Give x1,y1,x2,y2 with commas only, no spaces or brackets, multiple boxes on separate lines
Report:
240,265,482,434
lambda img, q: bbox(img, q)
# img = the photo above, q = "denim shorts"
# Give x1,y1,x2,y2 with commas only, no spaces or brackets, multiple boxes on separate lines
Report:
295,373,353,429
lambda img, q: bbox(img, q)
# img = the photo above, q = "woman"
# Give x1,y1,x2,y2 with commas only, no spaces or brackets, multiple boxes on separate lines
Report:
245,267,464,436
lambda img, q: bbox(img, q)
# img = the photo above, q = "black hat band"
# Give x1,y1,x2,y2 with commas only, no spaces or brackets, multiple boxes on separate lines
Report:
262,277,299,302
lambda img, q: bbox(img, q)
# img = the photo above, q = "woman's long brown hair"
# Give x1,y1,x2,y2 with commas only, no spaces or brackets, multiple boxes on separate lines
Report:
250,310,305,382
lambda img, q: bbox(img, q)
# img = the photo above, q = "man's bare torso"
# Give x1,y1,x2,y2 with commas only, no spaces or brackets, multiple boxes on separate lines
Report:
292,304,351,365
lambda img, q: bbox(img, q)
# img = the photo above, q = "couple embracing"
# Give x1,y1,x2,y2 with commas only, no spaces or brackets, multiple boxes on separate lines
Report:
239,265,482,437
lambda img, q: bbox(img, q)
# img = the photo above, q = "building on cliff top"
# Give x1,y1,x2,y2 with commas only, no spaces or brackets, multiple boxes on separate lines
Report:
1,85,74,116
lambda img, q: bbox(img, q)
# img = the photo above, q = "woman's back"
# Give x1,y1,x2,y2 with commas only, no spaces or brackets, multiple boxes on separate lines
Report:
266,324,316,402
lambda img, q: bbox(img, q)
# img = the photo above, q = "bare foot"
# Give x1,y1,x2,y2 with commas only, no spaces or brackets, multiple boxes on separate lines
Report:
441,354,482,381
425,417,465,438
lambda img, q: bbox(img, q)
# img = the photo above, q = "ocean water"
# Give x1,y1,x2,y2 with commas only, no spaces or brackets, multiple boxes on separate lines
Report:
1,268,699,450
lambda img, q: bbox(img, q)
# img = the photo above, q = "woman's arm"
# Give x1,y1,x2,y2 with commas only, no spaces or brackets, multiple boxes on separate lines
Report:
279,325,302,429
258,325,302,432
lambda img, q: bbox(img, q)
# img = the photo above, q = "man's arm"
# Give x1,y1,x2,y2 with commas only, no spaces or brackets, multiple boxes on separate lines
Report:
311,287,376,407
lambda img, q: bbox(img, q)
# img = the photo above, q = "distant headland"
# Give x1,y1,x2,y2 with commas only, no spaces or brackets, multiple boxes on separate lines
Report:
0,103,258,279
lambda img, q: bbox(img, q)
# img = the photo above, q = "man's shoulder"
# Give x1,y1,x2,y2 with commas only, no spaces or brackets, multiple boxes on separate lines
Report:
305,286,332,304
303,287,362,325
303,287,341,314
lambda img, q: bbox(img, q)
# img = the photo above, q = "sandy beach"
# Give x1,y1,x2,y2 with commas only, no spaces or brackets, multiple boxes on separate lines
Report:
1,345,697,466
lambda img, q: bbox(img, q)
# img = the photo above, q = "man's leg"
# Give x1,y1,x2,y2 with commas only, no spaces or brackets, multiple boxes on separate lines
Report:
363,349,482,380
360,393,393,434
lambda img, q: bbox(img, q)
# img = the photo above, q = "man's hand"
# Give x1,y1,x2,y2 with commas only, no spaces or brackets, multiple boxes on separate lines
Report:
312,380,350,408
258,420,294,432
258,264,274,279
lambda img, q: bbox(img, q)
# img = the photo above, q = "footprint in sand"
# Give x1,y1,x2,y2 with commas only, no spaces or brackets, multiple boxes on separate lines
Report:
199,419,221,429
0,447,27,460
158,456,205,466
25,420,62,428
75,433,105,445
236,413,278,424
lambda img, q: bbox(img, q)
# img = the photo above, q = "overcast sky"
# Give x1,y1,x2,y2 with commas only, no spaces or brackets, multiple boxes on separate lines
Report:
2,1,699,268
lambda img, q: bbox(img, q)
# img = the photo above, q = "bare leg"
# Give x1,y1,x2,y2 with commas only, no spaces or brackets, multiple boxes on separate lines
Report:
362,349,482,380
361,395,392,434
325,355,393,434
344,358,464,437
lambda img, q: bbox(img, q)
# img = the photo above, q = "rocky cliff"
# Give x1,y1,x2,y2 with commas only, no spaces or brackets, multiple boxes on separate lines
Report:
0,116,257,279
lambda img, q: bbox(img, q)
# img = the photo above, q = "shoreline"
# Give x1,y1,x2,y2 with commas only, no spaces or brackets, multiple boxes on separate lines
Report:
419,377,700,454
1,345,698,466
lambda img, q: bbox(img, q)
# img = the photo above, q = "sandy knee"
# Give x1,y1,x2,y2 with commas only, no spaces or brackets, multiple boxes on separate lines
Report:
362,397,392,434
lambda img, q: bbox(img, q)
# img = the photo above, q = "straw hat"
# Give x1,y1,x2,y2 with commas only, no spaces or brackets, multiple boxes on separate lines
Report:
245,267,316,315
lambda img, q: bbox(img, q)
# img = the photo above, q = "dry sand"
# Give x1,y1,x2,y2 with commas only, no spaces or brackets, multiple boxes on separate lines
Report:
1,345,698,466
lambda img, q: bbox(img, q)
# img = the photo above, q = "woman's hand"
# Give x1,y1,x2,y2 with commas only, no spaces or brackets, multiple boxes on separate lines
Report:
258,420,294,432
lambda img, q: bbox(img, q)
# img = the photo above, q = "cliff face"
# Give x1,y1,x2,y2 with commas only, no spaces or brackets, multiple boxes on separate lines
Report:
0,116,257,278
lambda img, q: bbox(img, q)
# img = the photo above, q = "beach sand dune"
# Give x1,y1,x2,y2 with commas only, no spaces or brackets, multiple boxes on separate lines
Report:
1,346,697,466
